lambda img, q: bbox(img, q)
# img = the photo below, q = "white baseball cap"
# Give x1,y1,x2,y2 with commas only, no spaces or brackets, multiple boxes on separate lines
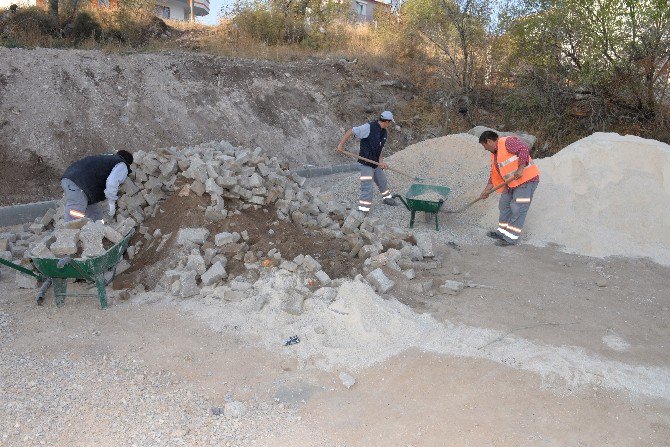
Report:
380,111,395,122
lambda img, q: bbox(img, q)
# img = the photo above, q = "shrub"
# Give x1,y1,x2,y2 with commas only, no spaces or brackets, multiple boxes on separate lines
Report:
70,10,102,42
0,6,59,47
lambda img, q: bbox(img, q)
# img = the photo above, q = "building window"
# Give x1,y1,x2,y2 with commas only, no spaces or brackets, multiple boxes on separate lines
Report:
156,5,170,19
356,1,366,17
98,0,110,6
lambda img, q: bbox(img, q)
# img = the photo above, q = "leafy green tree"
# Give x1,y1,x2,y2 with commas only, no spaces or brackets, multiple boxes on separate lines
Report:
401,0,492,91
507,0,670,122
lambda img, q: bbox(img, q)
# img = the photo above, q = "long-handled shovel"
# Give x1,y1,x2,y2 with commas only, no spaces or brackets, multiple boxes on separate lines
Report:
337,150,439,183
442,179,514,213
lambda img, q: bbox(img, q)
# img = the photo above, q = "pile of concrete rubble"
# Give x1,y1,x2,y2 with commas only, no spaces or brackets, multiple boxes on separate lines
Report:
3,140,452,299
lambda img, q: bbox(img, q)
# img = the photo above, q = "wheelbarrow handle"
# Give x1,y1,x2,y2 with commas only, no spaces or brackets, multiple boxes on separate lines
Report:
337,150,416,180
392,193,410,210
0,257,44,281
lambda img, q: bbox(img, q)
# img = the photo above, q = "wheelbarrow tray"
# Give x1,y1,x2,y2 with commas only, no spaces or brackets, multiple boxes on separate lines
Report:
30,229,134,308
405,183,451,212
31,232,132,279
394,183,452,230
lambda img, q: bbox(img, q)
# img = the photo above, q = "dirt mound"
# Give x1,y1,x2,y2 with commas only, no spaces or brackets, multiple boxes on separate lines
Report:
116,190,362,290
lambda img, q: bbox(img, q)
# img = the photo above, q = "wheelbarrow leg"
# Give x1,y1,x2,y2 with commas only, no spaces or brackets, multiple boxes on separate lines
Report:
36,278,52,306
53,278,67,307
94,274,108,309
435,213,440,231
410,210,416,229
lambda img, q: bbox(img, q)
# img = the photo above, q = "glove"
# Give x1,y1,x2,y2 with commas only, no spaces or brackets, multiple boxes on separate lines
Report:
108,201,116,217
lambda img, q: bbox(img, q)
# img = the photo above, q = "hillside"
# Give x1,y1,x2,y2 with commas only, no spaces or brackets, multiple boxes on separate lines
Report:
0,47,420,205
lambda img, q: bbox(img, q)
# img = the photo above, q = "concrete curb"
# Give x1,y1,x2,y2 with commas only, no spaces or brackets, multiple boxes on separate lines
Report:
296,163,359,178
0,200,58,227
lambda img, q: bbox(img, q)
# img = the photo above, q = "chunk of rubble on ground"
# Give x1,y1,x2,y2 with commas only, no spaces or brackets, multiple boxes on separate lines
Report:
177,228,210,246
366,268,395,293
439,280,465,295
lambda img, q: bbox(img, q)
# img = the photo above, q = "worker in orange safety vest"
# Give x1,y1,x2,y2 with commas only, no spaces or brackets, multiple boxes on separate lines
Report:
478,130,540,246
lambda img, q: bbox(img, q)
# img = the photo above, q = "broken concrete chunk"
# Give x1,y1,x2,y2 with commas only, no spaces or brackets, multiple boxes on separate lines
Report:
342,210,365,231
315,270,331,285
179,271,200,298
279,260,298,272
40,208,56,226
412,279,434,293
116,259,131,274
339,372,356,389
403,269,416,280
302,255,321,272
201,261,227,286
104,226,124,244
186,252,207,275
215,232,241,246
366,268,395,293
190,180,206,196
50,229,80,257
64,218,90,230
205,178,224,196
205,207,227,222
30,241,54,258
440,280,465,295
115,217,137,236
414,233,434,258
177,228,210,246
79,221,107,258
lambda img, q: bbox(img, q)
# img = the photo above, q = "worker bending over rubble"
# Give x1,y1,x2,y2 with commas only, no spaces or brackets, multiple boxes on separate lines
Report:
337,111,399,212
61,150,134,223
478,130,540,246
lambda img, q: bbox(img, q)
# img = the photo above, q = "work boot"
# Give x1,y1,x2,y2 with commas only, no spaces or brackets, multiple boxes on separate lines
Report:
383,197,398,206
487,230,503,240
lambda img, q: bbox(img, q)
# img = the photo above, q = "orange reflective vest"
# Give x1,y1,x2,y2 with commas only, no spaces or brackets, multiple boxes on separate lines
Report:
490,137,540,193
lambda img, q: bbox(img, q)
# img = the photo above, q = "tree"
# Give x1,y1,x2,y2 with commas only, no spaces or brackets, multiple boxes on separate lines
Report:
507,0,670,122
402,0,492,92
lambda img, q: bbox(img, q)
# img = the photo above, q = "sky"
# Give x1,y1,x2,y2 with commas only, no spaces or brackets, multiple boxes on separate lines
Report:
199,0,234,25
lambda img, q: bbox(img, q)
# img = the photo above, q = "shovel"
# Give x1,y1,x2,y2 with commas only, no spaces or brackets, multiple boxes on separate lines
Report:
337,150,438,183
442,179,513,213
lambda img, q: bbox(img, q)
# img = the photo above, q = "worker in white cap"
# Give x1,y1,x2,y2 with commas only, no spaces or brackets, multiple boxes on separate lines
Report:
336,111,398,212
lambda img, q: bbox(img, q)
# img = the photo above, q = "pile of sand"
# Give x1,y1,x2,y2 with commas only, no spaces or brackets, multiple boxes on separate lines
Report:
175,273,670,401
329,134,493,244
331,132,670,265
515,133,670,265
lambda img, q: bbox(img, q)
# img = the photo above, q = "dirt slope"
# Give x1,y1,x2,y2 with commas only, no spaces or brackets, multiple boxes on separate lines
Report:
0,47,418,205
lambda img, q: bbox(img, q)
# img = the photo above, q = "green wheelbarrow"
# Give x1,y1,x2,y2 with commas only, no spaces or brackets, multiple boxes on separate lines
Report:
393,184,452,230
0,229,134,309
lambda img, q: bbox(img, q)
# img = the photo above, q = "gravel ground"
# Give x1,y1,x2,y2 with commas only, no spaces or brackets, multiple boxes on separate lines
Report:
0,348,298,447
0,280,303,447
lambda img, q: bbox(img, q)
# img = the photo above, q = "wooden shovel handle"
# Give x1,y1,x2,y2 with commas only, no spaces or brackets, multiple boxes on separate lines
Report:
443,180,513,213
337,150,415,180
